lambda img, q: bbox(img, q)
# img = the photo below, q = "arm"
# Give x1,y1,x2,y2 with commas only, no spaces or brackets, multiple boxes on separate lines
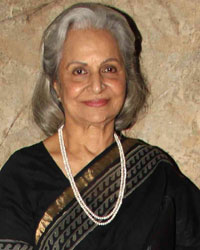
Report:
0,153,35,249
143,155,200,250
165,162,200,249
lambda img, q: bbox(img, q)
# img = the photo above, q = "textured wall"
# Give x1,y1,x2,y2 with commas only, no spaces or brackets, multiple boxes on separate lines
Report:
0,0,199,187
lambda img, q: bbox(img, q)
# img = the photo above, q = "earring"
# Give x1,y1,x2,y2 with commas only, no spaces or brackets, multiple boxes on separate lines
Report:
58,97,61,102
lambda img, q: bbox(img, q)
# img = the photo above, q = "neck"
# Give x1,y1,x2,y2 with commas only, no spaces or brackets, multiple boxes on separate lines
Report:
62,121,115,156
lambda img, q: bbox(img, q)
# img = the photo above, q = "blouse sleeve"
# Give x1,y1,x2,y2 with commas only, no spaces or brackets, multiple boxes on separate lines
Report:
0,152,35,249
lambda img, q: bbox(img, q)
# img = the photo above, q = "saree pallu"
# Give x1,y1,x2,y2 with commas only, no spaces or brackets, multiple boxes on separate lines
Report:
0,137,200,250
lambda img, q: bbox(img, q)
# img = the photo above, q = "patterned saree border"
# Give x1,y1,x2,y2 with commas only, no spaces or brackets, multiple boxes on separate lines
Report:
35,138,139,244
36,142,172,250
0,239,33,249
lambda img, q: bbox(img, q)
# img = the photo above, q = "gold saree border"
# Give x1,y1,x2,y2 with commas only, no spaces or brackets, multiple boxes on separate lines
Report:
35,138,138,244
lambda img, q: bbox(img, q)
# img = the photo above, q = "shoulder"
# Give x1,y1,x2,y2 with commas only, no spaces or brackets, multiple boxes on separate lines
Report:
0,142,56,210
123,136,178,167
123,136,185,179
124,136,200,190
1,142,44,166
7,142,43,159
124,137,200,205
0,141,65,193
0,142,46,179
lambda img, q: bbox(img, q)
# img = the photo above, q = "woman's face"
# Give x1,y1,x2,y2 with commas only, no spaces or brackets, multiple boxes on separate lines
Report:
54,28,126,129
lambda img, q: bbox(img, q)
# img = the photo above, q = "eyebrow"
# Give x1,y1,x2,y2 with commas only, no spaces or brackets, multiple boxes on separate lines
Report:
101,58,121,65
66,58,122,68
66,61,87,68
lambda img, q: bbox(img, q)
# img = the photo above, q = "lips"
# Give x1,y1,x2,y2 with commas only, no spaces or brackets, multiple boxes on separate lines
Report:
82,99,109,107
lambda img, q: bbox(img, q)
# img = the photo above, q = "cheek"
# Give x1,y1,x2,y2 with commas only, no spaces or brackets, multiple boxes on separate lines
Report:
114,80,126,97
61,84,83,99
117,83,126,106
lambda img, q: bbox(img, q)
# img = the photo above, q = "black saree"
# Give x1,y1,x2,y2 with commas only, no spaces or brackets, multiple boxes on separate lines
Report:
0,137,200,250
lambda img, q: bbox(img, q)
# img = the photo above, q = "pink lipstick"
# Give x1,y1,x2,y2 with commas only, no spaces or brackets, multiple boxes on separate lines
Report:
82,99,109,107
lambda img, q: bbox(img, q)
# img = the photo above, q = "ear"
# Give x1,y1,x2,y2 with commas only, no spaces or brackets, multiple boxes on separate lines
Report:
53,81,61,99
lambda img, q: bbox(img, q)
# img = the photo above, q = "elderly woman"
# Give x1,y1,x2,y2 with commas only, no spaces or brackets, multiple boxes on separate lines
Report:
0,2,200,250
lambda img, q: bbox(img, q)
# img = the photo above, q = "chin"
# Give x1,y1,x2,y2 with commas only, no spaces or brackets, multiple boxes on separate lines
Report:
82,116,116,127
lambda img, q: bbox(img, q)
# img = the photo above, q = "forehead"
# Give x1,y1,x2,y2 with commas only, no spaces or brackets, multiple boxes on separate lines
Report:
60,28,122,62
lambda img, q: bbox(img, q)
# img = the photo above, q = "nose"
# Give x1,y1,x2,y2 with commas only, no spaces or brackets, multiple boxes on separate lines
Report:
90,72,105,94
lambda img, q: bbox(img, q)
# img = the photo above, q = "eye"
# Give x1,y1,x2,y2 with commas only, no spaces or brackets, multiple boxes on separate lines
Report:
102,66,117,73
72,68,87,75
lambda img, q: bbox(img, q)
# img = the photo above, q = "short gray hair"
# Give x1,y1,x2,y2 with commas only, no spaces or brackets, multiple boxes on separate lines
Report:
32,2,149,136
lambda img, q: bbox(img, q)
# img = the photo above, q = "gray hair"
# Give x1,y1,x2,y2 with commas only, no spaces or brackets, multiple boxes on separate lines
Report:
32,2,149,136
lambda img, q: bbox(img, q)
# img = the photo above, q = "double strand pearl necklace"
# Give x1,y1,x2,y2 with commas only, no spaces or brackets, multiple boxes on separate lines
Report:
58,125,127,226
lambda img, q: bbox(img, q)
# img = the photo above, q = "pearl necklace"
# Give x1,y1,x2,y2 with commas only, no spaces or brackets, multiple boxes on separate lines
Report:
58,125,127,226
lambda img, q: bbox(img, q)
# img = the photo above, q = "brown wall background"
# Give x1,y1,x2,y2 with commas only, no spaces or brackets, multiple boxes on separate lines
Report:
0,0,199,187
